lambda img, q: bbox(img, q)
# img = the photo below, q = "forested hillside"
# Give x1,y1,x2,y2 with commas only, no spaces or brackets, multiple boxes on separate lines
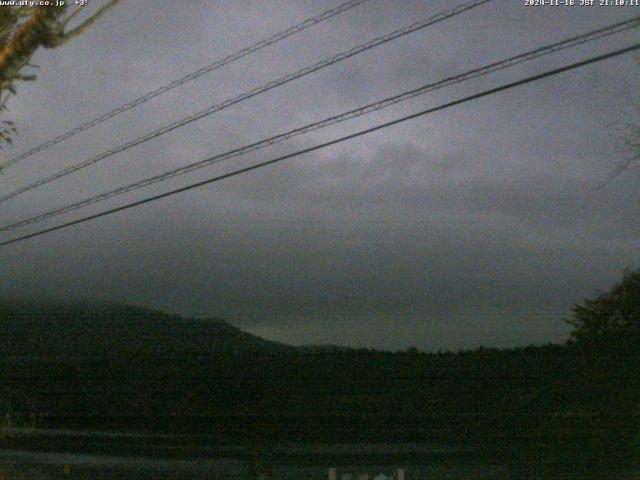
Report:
0,271,638,476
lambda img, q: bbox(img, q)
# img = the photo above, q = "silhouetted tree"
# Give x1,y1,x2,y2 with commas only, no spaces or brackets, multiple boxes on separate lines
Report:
566,268,640,349
559,268,640,474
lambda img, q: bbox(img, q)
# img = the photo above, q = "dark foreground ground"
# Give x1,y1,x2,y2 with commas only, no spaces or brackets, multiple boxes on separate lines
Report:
0,433,637,480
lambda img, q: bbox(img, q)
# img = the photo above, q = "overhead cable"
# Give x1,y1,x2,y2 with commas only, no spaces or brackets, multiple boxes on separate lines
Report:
0,0,491,203
2,42,638,248
1,17,638,233
0,0,371,170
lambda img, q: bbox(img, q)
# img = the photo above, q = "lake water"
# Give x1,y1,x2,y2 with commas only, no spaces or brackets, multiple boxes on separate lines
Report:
0,439,512,479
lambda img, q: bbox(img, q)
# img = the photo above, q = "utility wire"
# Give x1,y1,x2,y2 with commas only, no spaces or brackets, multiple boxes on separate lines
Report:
0,0,371,171
1,16,638,233
1,42,638,248
0,0,491,204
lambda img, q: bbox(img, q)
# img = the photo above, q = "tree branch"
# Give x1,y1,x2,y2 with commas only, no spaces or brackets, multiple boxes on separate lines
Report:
0,7,66,88
60,4,86,29
51,0,120,46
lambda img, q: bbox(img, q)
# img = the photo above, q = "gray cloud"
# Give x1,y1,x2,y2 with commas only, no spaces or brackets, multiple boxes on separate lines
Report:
0,0,638,351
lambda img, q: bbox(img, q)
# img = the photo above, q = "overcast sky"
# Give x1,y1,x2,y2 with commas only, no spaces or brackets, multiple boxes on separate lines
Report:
0,0,638,351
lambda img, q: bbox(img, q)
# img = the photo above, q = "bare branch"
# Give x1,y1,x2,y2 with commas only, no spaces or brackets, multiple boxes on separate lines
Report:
52,0,120,46
60,4,86,28
594,152,640,190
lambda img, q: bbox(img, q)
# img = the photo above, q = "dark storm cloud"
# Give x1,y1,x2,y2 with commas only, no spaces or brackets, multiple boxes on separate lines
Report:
0,0,638,351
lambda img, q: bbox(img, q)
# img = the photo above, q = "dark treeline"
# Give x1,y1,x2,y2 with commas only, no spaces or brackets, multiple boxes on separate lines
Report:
1,344,575,440
0,270,638,477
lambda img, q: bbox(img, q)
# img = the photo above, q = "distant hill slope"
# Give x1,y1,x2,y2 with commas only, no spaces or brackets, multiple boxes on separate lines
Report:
0,301,293,361
0,300,591,452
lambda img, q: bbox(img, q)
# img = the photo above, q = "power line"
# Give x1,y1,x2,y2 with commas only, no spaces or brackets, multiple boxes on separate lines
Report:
0,0,491,204
1,16,638,234
1,42,638,249
0,0,371,171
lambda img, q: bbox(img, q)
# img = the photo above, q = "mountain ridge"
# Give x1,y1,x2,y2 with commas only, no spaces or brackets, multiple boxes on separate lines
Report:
0,300,294,362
